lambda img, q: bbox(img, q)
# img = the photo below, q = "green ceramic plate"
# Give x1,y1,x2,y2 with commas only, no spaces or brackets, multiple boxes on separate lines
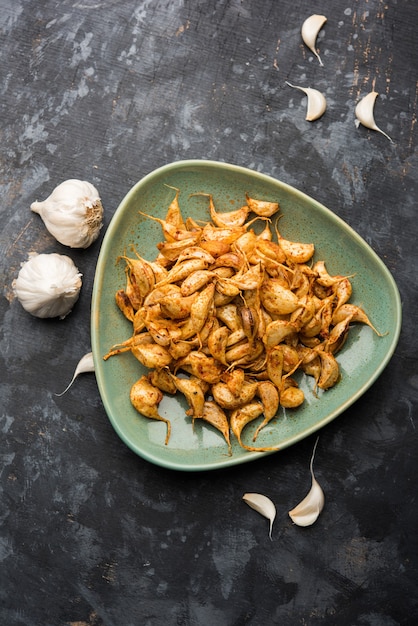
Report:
91,160,401,471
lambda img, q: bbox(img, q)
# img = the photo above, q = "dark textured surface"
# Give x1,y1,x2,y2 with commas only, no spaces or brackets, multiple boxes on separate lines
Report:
1,1,417,624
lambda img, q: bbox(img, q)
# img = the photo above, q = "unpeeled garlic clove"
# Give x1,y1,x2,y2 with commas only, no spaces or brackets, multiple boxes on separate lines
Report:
288,437,324,527
55,352,95,396
301,14,327,66
243,492,276,539
354,91,393,142
286,82,327,121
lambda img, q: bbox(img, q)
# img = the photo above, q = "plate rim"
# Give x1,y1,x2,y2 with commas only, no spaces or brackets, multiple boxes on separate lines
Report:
91,159,402,471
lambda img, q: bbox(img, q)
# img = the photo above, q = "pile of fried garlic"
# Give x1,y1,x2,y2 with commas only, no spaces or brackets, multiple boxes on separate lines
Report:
104,188,380,454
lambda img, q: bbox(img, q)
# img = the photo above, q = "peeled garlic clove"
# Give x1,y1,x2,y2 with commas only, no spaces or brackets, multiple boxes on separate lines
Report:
354,91,393,142
13,253,82,319
286,82,327,121
301,14,327,66
31,179,103,248
243,493,276,539
289,437,324,527
55,352,95,396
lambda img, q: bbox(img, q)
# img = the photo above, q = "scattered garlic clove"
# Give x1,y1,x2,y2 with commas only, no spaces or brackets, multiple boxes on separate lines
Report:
288,437,324,527
286,82,327,121
301,14,327,66
31,179,104,248
55,352,95,396
354,91,393,142
243,492,276,540
12,253,82,319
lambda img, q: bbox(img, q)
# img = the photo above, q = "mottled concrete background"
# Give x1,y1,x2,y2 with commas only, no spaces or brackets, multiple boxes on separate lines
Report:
1,0,417,624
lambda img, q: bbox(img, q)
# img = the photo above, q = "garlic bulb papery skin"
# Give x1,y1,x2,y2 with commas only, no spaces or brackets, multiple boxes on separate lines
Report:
288,438,325,527
301,14,327,66
286,82,327,121
355,91,393,143
13,253,82,319
31,179,104,248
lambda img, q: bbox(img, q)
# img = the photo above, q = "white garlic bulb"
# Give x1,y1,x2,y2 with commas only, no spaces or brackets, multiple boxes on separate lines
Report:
31,179,103,248
13,253,82,319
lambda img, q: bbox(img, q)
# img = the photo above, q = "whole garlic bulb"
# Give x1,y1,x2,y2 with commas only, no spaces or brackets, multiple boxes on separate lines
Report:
13,253,82,319
31,179,103,248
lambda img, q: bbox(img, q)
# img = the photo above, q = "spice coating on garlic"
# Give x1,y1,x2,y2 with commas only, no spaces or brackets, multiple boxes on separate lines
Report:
31,179,104,248
286,82,327,121
301,14,327,66
13,253,82,319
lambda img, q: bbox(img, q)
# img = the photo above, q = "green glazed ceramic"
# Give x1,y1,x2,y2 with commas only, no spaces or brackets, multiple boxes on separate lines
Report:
91,160,402,471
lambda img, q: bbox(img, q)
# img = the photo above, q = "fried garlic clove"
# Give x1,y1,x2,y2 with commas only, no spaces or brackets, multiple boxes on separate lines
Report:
231,402,279,452
207,325,230,364
263,319,299,349
163,185,185,229
331,303,384,335
115,289,135,321
131,342,173,369
180,269,216,296
323,316,352,354
193,192,250,228
176,351,223,385
317,351,340,389
266,345,284,388
253,381,280,441
212,380,258,410
333,277,353,311
280,382,305,409
156,258,208,287
130,376,171,445
160,293,197,320
148,368,178,395
245,194,280,218
228,262,265,291
221,368,246,396
313,260,342,287
174,246,216,266
278,236,315,264
180,283,215,340
157,237,202,262
171,375,206,420
260,279,299,315
201,401,232,454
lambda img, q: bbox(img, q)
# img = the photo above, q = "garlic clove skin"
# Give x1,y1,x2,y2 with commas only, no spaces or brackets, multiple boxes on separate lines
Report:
13,253,82,319
288,437,324,527
243,492,276,539
31,179,104,248
286,82,327,121
301,14,327,66
355,91,393,143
